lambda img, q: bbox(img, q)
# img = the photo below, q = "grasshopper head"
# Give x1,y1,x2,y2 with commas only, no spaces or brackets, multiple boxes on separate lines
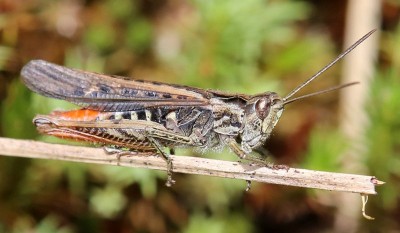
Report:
241,92,284,151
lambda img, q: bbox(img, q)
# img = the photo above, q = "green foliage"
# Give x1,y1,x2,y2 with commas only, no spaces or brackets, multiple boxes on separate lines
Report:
170,0,312,93
34,216,74,233
90,184,128,218
100,166,162,198
301,129,347,171
0,215,74,233
0,46,13,69
366,31,400,208
125,19,153,54
84,23,116,53
106,0,135,20
357,27,400,231
184,212,253,233
1,81,37,139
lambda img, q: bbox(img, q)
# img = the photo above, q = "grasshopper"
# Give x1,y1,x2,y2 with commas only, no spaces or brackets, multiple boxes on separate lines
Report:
21,30,375,186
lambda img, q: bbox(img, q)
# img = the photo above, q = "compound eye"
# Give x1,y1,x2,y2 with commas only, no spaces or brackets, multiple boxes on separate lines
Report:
255,98,271,120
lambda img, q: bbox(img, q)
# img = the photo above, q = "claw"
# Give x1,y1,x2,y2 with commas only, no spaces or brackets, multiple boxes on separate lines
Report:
272,164,290,171
245,180,252,191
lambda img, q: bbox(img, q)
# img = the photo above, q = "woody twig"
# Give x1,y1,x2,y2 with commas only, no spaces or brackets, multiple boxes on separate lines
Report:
0,137,382,194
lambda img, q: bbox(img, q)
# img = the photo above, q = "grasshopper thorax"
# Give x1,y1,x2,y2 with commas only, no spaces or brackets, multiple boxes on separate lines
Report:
241,92,284,151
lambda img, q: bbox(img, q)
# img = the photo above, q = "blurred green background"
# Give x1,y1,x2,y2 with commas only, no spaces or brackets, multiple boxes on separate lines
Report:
0,0,399,232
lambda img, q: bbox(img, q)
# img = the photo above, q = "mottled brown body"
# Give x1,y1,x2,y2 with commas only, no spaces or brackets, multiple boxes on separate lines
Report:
21,30,375,186
24,60,283,157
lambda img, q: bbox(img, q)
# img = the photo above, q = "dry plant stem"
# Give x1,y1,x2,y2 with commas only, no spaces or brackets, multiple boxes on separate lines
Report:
0,137,381,194
336,0,381,230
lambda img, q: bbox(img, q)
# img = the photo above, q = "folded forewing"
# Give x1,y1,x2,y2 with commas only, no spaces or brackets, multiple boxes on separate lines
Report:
21,60,211,111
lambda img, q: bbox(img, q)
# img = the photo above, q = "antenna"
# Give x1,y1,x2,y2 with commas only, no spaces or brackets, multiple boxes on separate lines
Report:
283,29,376,102
283,81,359,105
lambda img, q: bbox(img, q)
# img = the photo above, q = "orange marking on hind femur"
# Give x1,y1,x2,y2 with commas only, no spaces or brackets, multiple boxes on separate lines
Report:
51,109,100,121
